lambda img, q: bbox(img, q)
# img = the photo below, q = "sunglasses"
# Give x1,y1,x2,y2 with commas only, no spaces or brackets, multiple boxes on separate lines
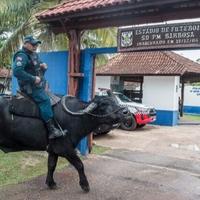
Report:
31,43,39,47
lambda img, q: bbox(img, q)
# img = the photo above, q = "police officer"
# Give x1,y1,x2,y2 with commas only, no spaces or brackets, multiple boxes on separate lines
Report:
13,35,66,139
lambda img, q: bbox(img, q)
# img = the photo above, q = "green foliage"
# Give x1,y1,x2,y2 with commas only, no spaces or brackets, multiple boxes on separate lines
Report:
191,82,200,86
91,145,110,154
0,0,32,34
0,0,117,67
183,114,200,121
0,0,64,67
82,28,117,67
82,28,117,48
0,34,7,49
0,151,67,186
0,145,109,187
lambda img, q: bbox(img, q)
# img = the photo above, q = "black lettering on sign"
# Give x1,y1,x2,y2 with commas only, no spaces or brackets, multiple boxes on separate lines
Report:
118,22,200,51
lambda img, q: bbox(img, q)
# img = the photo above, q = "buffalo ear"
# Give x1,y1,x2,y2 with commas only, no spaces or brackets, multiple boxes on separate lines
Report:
84,102,97,113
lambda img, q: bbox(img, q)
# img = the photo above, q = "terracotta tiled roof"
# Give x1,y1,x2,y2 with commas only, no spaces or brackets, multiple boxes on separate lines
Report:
37,0,129,19
0,68,11,78
96,51,200,76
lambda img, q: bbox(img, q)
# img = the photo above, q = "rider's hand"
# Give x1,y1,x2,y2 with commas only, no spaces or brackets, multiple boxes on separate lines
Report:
35,76,41,84
40,63,48,70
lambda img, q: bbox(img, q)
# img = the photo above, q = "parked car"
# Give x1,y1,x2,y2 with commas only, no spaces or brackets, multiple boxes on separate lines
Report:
113,91,156,130
93,89,156,135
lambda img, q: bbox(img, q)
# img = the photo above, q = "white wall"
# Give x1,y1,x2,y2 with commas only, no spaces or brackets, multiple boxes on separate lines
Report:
184,85,200,106
95,76,111,91
96,75,180,111
143,76,180,111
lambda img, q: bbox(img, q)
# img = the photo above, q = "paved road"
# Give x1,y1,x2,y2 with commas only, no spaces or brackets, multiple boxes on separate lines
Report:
1,125,200,200
96,125,200,161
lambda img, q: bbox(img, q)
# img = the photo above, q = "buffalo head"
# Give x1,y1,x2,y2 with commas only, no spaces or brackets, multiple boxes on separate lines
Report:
87,96,129,125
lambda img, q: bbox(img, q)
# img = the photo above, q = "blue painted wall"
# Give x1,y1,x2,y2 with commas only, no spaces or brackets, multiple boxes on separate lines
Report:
77,48,118,154
39,51,68,95
12,51,68,95
76,50,94,155
183,106,200,115
79,50,93,102
152,110,179,126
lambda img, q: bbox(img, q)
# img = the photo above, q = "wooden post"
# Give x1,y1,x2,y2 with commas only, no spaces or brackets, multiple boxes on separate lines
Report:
66,29,90,155
67,29,81,96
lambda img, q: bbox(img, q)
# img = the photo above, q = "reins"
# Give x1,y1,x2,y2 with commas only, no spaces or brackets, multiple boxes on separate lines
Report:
84,106,124,118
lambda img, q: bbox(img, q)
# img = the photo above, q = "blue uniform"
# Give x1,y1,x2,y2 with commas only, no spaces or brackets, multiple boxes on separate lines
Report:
12,47,53,122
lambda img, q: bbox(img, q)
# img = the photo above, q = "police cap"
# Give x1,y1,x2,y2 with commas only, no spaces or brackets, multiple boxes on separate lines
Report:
24,35,41,45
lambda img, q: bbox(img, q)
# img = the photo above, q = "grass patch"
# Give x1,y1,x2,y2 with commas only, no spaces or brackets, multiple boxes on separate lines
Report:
182,114,200,121
0,145,109,187
91,145,110,154
0,151,67,187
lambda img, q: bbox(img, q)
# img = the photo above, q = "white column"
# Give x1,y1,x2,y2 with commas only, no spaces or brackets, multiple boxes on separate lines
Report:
143,76,180,126
143,76,180,111
95,76,111,91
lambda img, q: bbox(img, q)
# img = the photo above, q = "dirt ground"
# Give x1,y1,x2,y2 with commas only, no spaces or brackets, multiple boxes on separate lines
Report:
95,124,200,161
1,124,200,200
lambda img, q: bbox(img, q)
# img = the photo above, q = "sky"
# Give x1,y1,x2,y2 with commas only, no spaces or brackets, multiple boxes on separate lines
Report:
166,18,200,62
174,50,200,62
141,18,200,62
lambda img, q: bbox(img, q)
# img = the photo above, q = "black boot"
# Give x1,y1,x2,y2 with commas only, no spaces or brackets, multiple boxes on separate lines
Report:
46,119,66,139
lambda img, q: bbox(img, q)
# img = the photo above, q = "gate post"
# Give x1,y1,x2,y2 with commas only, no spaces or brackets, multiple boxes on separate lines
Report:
77,49,94,155
67,29,83,96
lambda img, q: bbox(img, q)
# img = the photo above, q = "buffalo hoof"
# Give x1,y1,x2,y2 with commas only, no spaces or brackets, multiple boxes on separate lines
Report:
81,185,90,193
80,184,90,193
47,182,57,190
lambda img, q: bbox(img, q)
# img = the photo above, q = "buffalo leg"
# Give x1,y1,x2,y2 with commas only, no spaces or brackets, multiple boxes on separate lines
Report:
64,150,90,192
46,152,58,189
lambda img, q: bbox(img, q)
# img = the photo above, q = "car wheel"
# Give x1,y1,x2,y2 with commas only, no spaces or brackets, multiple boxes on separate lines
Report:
120,115,137,131
137,124,146,128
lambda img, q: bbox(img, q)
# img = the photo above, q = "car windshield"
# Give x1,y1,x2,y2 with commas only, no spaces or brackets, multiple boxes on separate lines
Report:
115,93,132,102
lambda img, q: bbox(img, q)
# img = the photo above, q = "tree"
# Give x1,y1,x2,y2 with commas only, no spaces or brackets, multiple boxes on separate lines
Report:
82,28,117,67
0,0,117,67
0,0,65,67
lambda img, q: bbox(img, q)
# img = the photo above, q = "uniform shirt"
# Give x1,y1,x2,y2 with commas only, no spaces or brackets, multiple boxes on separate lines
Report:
13,47,36,85
13,47,46,89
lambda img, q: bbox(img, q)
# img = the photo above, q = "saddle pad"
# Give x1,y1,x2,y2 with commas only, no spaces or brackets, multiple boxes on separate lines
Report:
9,92,61,118
9,96,40,118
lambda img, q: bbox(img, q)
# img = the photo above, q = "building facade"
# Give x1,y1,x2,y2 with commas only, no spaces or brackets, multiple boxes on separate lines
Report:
96,51,200,126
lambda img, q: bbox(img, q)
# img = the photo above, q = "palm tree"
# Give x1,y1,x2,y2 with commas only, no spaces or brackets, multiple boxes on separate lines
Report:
0,0,117,67
82,28,117,67
0,0,64,67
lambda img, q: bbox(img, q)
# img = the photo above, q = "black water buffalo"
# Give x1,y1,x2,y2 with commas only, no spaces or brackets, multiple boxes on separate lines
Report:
0,95,128,192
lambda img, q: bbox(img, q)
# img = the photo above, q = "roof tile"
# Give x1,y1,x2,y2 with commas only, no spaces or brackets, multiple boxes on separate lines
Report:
37,0,129,19
96,51,200,76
